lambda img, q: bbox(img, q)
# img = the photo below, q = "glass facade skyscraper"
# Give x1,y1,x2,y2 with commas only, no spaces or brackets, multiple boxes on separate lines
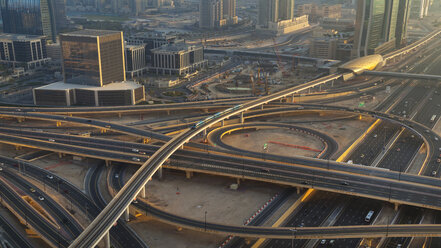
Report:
0,0,57,43
353,0,411,57
60,30,126,87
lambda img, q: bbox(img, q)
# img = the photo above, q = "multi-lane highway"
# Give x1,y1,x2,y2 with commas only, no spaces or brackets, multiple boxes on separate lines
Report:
0,27,439,248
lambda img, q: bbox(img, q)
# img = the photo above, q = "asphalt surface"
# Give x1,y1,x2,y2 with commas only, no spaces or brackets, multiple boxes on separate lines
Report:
0,155,147,248
0,213,33,248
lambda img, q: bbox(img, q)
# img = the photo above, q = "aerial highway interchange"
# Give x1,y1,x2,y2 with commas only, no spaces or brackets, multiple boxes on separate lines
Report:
1,30,441,248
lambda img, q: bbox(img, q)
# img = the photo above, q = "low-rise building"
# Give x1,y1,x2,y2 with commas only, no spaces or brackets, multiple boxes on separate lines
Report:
0,34,50,69
33,81,145,106
125,44,147,78
126,31,182,65
151,43,207,75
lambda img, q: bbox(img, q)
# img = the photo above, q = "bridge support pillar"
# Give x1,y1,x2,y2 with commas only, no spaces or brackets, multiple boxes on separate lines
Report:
221,120,225,127
58,153,63,158
166,110,170,115
17,117,23,123
138,186,146,198
56,121,61,127
15,145,21,151
296,187,301,194
157,166,163,180
105,160,111,167
394,203,399,211
143,138,150,144
319,85,322,91
124,207,130,222
261,105,264,110
291,94,295,103
104,231,110,248
240,112,244,124
236,178,241,185
101,129,107,134
331,80,334,87
186,171,193,179
118,112,122,119
203,128,207,137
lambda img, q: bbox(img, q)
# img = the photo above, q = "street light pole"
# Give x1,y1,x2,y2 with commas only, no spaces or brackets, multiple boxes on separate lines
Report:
204,211,207,232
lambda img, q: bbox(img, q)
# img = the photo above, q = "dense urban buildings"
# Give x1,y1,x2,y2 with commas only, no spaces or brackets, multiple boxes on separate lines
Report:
0,34,50,69
0,0,58,42
126,31,181,65
352,0,412,57
296,3,342,22
60,29,126,86
151,43,206,75
34,29,144,106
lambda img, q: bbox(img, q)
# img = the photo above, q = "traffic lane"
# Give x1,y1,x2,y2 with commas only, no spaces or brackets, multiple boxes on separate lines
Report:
265,192,344,248
0,179,70,247
0,214,33,248
88,165,147,248
0,156,143,248
3,133,441,211
383,206,424,248
315,198,382,248
1,169,82,239
378,130,423,172
2,105,441,188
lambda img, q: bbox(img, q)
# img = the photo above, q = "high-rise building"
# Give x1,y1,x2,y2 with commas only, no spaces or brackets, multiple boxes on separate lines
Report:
223,0,238,25
353,0,413,57
395,0,412,47
0,0,58,42
258,0,295,27
60,29,126,86
410,0,430,19
353,0,410,57
53,0,68,29
199,0,227,28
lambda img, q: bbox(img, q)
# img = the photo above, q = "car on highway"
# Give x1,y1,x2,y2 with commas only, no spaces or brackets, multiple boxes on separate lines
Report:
341,181,349,186
46,175,53,179
38,196,44,201
0,167,3,171
115,174,119,179
320,239,326,245
139,151,146,155
132,157,141,162
105,125,111,129
30,188,36,193
48,139,55,142
433,171,437,176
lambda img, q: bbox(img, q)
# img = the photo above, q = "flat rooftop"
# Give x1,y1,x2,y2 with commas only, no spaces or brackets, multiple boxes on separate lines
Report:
61,29,121,38
153,43,200,53
0,33,45,41
35,81,142,91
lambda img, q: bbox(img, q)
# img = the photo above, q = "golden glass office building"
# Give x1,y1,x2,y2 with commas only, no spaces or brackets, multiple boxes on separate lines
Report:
60,29,126,87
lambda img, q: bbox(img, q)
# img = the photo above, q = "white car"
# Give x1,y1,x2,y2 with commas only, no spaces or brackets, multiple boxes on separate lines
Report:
38,196,45,201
